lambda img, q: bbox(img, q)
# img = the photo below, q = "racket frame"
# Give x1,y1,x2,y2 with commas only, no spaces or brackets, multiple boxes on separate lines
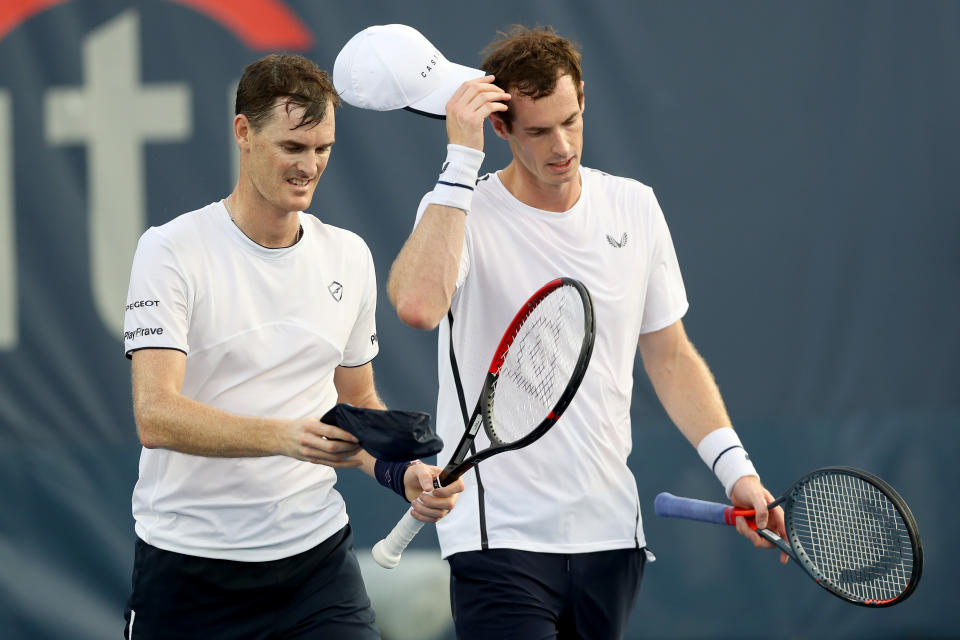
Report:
437,276,595,486
655,466,923,607
372,277,596,569
772,466,923,607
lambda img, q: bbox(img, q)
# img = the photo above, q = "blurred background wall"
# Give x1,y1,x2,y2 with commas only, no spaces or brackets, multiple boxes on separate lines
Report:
0,1,956,637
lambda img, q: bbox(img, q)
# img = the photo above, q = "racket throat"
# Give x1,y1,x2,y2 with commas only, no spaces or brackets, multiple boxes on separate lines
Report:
438,414,484,486
451,416,483,463
757,528,793,557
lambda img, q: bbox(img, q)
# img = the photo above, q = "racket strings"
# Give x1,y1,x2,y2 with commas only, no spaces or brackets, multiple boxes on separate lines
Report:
489,285,585,444
790,473,914,602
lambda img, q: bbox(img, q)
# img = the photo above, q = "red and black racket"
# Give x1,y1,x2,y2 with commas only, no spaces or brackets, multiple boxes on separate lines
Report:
655,466,923,607
372,277,595,568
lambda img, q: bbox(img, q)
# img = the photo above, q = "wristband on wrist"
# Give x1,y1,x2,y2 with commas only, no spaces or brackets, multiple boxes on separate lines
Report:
696,427,758,498
425,144,485,213
374,459,420,501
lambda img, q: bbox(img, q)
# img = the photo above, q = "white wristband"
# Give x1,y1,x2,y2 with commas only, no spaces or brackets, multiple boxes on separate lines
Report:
696,427,758,498
425,144,485,213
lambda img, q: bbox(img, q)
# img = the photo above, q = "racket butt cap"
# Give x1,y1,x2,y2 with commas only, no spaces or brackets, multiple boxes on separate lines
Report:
372,540,401,569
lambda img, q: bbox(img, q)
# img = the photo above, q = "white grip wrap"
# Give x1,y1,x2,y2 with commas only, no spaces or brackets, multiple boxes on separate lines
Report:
371,511,426,569
425,144,485,213
697,427,758,498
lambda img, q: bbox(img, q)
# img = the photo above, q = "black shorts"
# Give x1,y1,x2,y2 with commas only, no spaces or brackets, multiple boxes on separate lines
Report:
448,547,646,640
123,524,378,639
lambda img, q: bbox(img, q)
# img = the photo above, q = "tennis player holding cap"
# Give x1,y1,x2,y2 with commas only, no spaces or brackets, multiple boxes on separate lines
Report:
336,24,787,639
121,53,464,639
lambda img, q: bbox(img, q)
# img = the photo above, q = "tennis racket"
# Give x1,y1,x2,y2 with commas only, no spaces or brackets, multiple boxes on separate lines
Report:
654,466,923,607
372,277,596,568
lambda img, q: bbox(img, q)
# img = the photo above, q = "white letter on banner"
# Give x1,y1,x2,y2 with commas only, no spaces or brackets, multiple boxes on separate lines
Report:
45,10,191,335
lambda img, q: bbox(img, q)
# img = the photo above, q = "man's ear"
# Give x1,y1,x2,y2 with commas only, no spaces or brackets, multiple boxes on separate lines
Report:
234,114,250,149
580,80,586,114
488,112,510,140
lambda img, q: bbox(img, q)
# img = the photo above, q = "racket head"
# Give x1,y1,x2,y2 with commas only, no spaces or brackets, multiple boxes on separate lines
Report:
781,466,923,607
450,278,594,468
484,277,594,448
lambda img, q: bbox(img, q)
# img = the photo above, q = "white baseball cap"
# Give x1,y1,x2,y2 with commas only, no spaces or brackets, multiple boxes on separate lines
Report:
333,24,485,119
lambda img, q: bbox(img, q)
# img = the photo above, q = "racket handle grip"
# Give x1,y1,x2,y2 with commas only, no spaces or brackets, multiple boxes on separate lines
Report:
654,492,739,526
372,510,426,569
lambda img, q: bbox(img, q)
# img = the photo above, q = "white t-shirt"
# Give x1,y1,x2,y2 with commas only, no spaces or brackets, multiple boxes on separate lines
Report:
123,201,379,561
420,167,688,558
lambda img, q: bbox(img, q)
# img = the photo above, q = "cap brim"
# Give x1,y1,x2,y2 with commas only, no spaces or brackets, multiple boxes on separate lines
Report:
405,61,486,119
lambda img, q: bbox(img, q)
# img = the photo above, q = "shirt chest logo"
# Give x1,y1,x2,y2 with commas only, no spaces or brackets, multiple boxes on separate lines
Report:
328,281,343,302
606,232,628,248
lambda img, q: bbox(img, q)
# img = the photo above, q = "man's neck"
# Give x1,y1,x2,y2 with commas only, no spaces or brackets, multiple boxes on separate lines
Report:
225,191,301,248
499,162,582,213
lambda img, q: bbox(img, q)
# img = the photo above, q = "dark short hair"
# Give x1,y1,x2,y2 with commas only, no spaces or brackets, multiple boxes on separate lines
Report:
480,26,583,130
235,54,340,130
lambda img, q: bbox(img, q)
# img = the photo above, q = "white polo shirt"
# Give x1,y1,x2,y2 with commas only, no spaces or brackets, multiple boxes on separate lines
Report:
420,167,688,558
123,201,379,561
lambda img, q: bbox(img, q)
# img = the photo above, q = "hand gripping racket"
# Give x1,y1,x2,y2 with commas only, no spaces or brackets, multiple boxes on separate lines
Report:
372,277,596,568
654,466,923,607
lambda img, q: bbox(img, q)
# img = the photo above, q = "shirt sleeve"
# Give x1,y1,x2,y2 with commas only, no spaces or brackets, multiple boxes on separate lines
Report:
639,190,689,334
123,227,191,358
341,240,380,367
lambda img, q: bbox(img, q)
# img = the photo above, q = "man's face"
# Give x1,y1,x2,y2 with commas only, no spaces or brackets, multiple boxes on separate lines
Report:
495,74,584,189
239,99,335,215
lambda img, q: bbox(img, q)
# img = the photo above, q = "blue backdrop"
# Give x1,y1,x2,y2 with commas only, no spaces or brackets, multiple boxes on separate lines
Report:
0,1,957,637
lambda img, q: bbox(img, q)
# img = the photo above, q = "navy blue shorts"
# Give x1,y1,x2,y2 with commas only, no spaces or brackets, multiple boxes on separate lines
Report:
122,524,378,639
448,547,646,640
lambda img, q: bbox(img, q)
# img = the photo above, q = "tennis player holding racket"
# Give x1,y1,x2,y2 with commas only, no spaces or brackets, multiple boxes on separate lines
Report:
372,25,787,639
121,54,463,639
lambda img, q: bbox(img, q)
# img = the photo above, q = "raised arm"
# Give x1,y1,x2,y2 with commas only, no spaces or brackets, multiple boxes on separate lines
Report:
387,76,510,330
386,203,467,330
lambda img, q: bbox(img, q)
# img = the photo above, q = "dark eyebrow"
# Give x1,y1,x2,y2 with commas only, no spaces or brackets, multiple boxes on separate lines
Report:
280,139,335,150
524,110,580,134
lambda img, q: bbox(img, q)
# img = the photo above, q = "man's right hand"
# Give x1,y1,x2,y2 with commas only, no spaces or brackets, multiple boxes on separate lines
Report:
280,417,363,468
445,76,510,150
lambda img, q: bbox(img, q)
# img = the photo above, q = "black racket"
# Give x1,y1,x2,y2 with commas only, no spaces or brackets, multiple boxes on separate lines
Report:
372,277,595,568
655,466,923,607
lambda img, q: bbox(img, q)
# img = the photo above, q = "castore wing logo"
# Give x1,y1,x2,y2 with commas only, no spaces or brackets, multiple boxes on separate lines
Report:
606,232,628,248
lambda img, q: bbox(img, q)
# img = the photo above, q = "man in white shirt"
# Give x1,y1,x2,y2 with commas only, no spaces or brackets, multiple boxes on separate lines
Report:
385,26,787,639
121,53,463,640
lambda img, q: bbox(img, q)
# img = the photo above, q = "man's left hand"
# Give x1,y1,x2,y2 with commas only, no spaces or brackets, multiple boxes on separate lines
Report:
730,475,789,564
403,463,465,523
